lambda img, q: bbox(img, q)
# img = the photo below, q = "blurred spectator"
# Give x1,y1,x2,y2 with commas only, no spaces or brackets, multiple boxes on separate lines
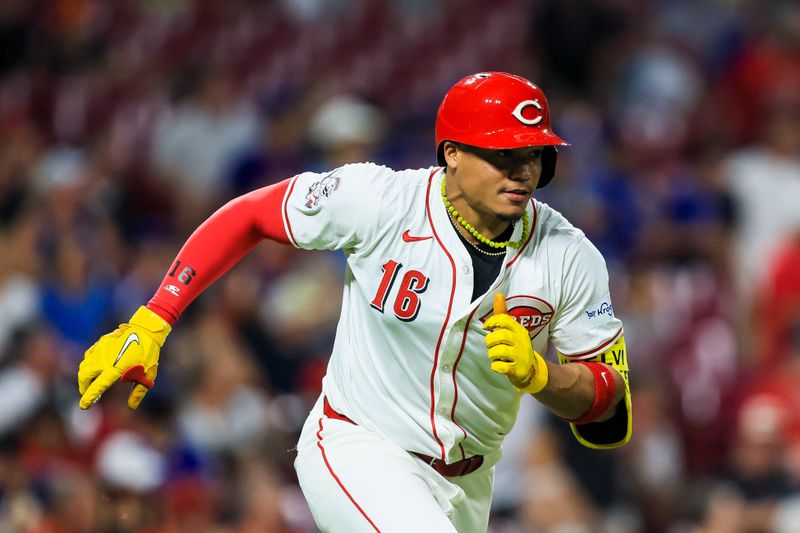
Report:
520,418,603,533
624,383,685,531
27,467,101,533
0,328,60,437
231,454,311,532
724,109,800,306
722,395,794,502
677,480,748,533
175,312,272,454
489,396,547,532
152,65,259,226
150,476,224,533
702,391,800,533
754,232,800,370
228,91,310,194
95,430,166,493
259,251,343,356
112,237,185,321
741,339,800,487
0,219,41,360
612,37,704,158
307,94,387,168
718,1,800,144
40,236,113,352
529,0,633,96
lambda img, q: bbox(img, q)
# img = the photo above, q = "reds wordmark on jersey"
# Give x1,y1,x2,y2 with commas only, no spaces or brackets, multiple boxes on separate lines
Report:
282,163,622,468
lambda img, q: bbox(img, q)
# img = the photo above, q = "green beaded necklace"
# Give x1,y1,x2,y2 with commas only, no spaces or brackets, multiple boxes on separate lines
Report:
441,173,529,249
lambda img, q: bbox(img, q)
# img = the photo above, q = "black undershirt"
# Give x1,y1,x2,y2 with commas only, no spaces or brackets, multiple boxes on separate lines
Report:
452,223,515,302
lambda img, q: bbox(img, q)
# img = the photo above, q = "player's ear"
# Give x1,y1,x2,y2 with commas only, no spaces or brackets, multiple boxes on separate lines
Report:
443,141,460,169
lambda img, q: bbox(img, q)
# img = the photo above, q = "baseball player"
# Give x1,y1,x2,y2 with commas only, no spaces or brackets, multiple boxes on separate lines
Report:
77,72,631,532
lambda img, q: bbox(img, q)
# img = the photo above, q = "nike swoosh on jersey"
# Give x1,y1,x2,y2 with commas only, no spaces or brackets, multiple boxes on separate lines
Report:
113,332,140,367
401,230,433,242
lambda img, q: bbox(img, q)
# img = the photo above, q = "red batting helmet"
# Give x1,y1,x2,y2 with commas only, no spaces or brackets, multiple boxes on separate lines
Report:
435,72,569,188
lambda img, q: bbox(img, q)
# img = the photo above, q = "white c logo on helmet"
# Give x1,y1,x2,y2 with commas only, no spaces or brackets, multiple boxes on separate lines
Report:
511,100,543,125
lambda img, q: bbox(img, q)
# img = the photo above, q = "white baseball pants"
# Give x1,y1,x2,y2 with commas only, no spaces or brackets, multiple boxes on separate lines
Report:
295,396,495,532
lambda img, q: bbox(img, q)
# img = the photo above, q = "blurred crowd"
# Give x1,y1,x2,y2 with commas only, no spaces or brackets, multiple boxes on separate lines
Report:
0,0,799,531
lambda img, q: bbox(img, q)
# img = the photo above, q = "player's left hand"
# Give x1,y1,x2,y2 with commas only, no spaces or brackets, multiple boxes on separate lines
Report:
483,293,549,394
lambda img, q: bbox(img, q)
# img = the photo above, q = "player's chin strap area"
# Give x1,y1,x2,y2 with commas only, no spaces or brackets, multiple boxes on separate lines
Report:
323,397,484,477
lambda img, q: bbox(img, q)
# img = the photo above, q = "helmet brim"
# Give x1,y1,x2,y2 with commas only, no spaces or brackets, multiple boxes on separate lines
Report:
435,130,569,166
470,129,570,149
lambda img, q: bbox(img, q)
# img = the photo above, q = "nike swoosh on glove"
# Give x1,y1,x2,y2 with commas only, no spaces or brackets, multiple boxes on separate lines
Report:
78,306,171,410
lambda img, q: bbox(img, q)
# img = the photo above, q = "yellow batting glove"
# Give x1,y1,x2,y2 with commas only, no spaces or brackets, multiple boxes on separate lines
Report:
78,306,171,410
483,293,549,394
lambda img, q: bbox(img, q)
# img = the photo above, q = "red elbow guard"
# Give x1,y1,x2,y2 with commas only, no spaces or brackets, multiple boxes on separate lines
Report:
566,362,617,425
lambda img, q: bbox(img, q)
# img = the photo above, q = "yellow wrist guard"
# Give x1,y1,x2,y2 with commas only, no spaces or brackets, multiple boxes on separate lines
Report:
129,306,171,346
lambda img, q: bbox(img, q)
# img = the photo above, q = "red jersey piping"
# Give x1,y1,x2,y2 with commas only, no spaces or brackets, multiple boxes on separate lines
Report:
425,168,454,460
282,175,299,247
316,417,382,532
450,304,481,460
561,327,624,358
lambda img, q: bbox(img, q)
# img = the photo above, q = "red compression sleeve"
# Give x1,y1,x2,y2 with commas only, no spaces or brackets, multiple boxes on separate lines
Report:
565,362,618,425
147,178,294,325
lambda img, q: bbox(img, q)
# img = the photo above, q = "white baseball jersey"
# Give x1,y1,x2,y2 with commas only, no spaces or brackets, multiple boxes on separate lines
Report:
284,163,623,467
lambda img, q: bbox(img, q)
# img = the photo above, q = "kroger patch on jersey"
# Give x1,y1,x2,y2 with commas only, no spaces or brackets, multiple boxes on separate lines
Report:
584,297,614,322
480,294,554,340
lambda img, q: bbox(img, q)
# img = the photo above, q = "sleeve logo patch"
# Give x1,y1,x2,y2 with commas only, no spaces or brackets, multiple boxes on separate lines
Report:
304,171,342,209
585,299,614,320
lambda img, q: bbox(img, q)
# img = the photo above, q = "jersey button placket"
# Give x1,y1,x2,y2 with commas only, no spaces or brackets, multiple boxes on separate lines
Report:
434,333,459,450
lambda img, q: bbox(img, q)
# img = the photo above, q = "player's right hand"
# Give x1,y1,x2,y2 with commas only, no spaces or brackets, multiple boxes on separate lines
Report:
78,306,171,410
